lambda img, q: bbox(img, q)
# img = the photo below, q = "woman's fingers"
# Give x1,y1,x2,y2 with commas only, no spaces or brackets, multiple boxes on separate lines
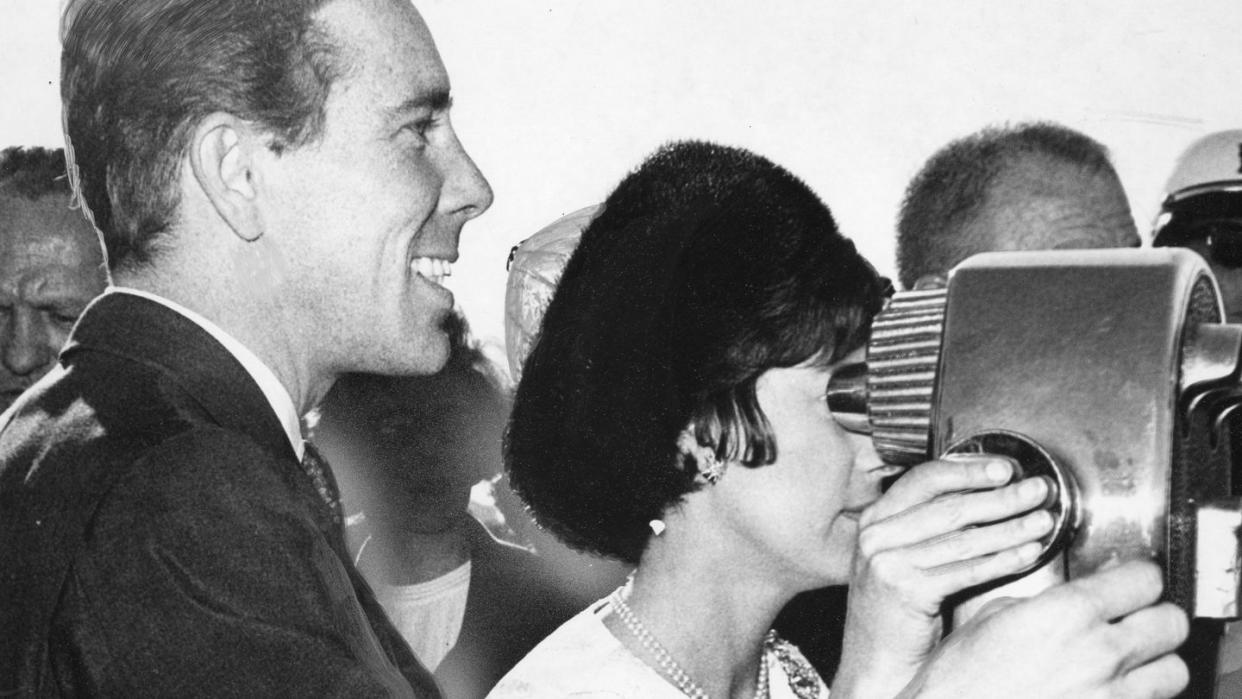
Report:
910,561,1190,699
1112,653,1191,699
860,455,1016,525
856,523,1049,604
899,509,1052,570
858,475,1053,553
849,455,1076,620
1051,559,1166,623
1110,602,1192,674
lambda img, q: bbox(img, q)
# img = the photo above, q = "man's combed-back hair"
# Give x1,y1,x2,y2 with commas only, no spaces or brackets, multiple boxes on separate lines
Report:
505,140,886,564
60,0,345,270
0,147,71,201
895,121,1116,289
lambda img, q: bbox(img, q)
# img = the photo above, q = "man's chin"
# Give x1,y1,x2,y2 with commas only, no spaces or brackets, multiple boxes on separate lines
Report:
360,330,451,377
411,337,452,375
412,321,453,373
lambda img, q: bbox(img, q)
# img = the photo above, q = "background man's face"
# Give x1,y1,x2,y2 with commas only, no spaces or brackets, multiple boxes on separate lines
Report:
974,154,1141,253
260,0,492,378
377,445,480,538
0,190,105,410
371,383,502,537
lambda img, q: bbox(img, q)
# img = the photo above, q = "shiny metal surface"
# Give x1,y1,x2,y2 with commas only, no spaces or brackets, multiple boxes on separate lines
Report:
849,249,1242,622
825,361,870,435
933,249,1213,588
865,288,946,464
1181,324,1242,407
942,430,1079,573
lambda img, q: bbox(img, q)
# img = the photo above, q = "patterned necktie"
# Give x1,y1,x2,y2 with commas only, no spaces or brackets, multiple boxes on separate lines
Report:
300,440,343,527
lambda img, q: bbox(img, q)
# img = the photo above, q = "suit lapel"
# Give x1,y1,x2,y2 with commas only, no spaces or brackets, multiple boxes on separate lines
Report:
62,293,441,692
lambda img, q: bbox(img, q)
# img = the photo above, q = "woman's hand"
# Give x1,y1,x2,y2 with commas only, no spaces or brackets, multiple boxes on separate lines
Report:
832,455,1055,698
899,560,1188,699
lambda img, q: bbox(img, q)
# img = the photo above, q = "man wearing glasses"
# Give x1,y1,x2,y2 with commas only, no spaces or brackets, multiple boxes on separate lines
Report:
1153,130,1242,322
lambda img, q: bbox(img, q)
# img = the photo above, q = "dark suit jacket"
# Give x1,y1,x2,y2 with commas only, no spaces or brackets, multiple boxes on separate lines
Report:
0,293,440,698
433,519,578,699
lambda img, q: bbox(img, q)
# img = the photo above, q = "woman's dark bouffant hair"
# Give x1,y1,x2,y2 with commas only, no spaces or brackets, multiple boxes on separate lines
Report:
505,141,887,564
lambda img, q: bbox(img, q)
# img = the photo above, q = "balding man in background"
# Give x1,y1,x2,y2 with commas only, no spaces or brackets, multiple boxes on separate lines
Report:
0,146,105,413
896,121,1139,290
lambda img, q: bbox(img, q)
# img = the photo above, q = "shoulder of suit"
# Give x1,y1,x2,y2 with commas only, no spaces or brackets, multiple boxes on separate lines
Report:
113,426,298,504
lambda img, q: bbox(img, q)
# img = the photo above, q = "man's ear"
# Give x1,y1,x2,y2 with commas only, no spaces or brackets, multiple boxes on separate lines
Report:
189,113,265,242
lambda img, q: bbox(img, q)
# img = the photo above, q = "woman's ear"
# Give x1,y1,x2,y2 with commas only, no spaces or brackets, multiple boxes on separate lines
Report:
677,428,727,485
188,113,265,242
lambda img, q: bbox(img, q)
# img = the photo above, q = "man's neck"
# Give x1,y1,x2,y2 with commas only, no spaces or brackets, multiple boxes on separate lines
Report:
111,270,330,415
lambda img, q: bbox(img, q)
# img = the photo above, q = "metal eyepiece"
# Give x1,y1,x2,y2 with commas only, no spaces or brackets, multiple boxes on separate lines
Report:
826,361,870,435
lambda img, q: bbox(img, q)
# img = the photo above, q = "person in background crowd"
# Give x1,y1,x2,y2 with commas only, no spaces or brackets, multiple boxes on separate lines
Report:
491,140,1187,698
0,0,491,694
310,310,577,698
1153,129,1242,322
896,121,1139,290
0,146,106,413
1151,128,1242,699
501,203,634,606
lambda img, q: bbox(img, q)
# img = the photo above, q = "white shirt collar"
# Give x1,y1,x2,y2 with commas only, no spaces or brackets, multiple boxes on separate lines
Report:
105,287,304,460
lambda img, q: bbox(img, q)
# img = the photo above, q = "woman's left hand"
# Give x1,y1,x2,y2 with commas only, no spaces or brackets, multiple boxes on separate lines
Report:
831,454,1055,698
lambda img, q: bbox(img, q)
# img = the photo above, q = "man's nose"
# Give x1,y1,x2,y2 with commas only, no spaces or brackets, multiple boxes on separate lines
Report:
440,132,494,223
2,309,55,377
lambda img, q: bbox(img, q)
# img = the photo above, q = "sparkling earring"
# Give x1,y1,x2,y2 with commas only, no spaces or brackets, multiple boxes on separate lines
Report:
678,430,727,485
649,519,666,536
697,450,726,484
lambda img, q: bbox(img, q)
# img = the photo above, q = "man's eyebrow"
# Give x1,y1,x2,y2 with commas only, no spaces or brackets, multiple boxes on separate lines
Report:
387,89,453,118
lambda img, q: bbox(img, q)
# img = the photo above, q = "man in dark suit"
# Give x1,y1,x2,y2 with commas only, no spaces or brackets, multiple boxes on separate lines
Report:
0,0,491,695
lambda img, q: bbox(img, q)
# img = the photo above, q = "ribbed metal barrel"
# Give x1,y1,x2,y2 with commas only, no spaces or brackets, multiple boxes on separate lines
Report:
867,288,946,464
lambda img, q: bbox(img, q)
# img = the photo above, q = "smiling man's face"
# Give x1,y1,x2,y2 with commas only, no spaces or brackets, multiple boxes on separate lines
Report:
261,0,493,378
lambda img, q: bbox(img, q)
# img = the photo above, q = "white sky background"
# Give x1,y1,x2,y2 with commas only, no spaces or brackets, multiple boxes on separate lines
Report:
3,0,1241,365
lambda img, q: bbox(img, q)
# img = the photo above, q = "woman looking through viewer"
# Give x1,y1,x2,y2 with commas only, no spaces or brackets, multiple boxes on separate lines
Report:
489,141,1188,698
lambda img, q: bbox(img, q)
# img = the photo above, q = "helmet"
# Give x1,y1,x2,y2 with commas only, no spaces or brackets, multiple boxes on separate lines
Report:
1153,130,1242,247
503,204,599,382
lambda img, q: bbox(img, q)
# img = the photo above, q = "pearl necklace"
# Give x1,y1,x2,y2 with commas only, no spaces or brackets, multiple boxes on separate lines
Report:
608,587,773,699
